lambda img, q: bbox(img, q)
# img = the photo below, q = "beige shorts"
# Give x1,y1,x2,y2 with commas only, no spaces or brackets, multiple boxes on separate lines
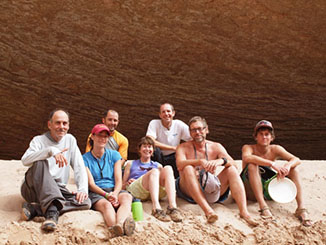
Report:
126,175,166,201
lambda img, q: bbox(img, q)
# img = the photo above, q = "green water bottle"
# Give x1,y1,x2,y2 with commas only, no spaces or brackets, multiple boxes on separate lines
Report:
132,199,143,221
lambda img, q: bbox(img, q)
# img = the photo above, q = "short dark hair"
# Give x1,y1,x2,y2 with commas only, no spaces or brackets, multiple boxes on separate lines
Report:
48,109,69,121
137,136,155,156
159,103,174,113
188,116,207,128
102,109,119,119
254,127,275,139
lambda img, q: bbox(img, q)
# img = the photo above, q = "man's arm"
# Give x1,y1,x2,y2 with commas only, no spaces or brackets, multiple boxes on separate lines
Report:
147,135,177,151
21,136,62,167
70,138,88,194
118,134,129,160
242,144,275,168
274,145,301,169
176,144,203,171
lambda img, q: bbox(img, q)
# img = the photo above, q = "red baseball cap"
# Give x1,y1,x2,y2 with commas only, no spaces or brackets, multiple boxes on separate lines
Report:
91,124,110,135
254,120,273,133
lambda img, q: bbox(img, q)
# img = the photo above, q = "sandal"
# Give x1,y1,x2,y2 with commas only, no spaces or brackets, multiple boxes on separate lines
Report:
152,209,171,222
206,212,218,224
258,207,276,221
294,208,313,227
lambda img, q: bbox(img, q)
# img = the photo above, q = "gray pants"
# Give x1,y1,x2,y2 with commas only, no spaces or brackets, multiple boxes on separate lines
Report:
21,160,91,215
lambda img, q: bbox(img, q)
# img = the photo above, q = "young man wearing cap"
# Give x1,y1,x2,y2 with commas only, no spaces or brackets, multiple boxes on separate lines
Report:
146,103,192,178
175,116,258,226
83,124,135,236
21,109,91,232
85,109,129,160
241,120,312,226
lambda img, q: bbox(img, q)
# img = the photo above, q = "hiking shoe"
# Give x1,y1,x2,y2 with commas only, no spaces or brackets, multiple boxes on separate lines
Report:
166,207,183,222
123,216,136,236
112,224,124,237
152,209,171,222
41,210,59,232
21,202,37,221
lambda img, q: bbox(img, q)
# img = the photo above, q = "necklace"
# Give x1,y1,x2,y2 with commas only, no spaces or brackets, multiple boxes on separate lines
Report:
91,150,106,178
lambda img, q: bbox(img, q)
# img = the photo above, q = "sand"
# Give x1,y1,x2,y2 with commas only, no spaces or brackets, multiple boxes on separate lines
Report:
0,160,325,245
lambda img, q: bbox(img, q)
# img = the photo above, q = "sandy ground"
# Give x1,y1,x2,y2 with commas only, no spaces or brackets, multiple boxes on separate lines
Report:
0,160,325,245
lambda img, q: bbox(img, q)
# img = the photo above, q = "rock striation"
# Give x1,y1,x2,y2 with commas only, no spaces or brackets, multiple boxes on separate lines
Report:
0,0,325,160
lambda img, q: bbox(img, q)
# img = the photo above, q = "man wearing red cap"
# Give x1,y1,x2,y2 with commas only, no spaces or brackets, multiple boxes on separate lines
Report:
85,109,129,160
241,120,312,226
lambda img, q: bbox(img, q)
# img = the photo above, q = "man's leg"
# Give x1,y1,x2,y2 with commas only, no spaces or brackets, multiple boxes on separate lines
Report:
59,186,91,215
21,161,65,216
163,153,179,179
218,166,258,226
288,166,312,226
151,147,164,164
246,163,272,218
179,165,217,223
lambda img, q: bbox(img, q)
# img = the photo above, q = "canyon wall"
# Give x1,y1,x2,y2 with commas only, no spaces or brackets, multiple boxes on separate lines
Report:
0,0,325,160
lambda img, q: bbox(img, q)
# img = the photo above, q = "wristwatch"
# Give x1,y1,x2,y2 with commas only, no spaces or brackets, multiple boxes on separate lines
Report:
222,157,228,166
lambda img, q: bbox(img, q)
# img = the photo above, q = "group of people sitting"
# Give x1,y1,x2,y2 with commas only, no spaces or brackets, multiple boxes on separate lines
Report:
20,103,312,237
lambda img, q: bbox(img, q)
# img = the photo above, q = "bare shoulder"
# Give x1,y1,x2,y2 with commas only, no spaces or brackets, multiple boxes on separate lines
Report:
270,144,285,152
178,140,193,150
242,144,254,150
206,140,226,153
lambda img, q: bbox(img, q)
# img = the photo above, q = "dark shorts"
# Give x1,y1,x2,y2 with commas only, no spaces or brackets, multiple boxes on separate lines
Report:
89,187,129,209
175,177,230,204
240,165,277,200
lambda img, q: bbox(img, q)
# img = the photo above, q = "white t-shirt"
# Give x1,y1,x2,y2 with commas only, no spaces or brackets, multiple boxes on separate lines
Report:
146,119,192,156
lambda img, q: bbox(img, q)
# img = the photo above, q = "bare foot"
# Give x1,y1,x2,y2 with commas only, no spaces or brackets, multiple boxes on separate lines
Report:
240,215,259,227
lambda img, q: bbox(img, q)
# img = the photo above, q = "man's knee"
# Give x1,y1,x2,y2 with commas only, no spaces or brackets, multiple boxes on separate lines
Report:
247,163,258,173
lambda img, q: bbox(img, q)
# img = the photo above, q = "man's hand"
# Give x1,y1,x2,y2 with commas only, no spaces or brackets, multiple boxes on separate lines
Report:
75,191,88,204
272,163,289,179
54,148,68,168
202,160,220,174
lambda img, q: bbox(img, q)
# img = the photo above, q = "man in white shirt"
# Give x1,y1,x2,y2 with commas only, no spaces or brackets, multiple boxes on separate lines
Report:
146,103,192,178
21,109,91,232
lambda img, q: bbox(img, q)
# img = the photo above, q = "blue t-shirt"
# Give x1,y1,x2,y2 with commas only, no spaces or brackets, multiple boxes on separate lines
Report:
83,149,122,189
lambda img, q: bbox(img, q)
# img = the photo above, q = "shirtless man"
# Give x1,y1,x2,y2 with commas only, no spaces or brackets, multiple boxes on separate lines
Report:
241,120,312,226
176,116,257,226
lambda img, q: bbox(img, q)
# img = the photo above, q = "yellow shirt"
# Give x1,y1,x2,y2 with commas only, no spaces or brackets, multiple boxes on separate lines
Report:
85,130,129,160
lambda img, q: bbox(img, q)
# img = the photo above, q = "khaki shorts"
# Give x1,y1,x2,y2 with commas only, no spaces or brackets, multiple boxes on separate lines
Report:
126,175,166,201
